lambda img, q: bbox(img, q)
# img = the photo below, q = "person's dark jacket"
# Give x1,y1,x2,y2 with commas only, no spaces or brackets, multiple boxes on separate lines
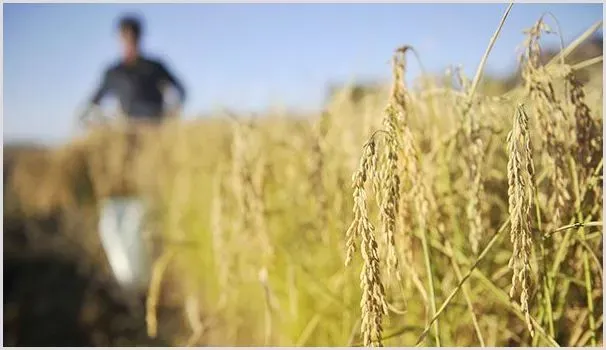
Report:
90,56,186,120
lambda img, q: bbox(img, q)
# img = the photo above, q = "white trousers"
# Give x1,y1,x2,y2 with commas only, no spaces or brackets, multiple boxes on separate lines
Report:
98,197,151,293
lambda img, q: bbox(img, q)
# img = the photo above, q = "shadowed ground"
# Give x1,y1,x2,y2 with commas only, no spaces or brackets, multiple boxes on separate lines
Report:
3,144,188,346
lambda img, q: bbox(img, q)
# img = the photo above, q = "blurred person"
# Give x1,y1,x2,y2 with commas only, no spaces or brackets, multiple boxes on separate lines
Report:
83,14,186,122
79,14,187,300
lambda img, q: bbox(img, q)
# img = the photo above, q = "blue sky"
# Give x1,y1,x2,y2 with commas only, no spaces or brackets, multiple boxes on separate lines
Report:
3,3,603,144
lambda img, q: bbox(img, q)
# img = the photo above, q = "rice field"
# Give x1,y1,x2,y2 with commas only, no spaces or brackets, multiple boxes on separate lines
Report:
5,13,604,347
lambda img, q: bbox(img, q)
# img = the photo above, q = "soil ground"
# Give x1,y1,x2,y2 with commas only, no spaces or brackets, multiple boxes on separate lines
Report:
3,144,188,346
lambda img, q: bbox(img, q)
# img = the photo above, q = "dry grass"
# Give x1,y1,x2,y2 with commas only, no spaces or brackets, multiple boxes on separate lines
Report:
6,12,603,347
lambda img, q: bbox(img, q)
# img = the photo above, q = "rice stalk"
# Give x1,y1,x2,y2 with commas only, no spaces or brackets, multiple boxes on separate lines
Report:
520,19,570,227
146,248,177,339
344,137,387,347
506,104,535,337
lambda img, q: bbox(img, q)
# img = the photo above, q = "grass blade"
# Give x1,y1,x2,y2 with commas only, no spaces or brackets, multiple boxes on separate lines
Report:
413,219,510,346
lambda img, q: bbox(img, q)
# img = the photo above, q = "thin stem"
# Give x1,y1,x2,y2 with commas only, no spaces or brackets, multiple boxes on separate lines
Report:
386,218,557,346
503,20,604,99
473,272,560,347
467,3,514,105
584,231,603,241
568,309,590,346
534,189,555,338
414,220,510,346
397,45,428,76
146,248,177,339
572,55,603,71
539,12,566,66
546,20,603,69
420,225,441,346
539,221,603,344
547,159,603,299
570,157,597,346
576,315,604,346
446,241,486,346
577,239,603,281
553,278,571,320
366,129,391,144
544,221,603,237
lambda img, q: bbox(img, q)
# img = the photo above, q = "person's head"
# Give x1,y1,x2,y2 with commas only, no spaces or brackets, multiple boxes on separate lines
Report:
118,15,143,61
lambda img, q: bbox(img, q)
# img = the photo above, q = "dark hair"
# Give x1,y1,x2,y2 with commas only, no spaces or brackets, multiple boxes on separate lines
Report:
118,15,143,42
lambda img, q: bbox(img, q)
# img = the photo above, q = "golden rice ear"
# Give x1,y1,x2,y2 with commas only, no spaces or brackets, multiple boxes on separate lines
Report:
346,135,387,347
507,104,536,337
345,46,437,347
345,138,376,268
378,103,401,281
520,20,571,228
567,71,602,187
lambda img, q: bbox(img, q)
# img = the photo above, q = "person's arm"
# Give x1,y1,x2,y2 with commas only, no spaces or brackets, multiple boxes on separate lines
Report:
158,62,186,106
91,68,111,106
79,69,111,124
